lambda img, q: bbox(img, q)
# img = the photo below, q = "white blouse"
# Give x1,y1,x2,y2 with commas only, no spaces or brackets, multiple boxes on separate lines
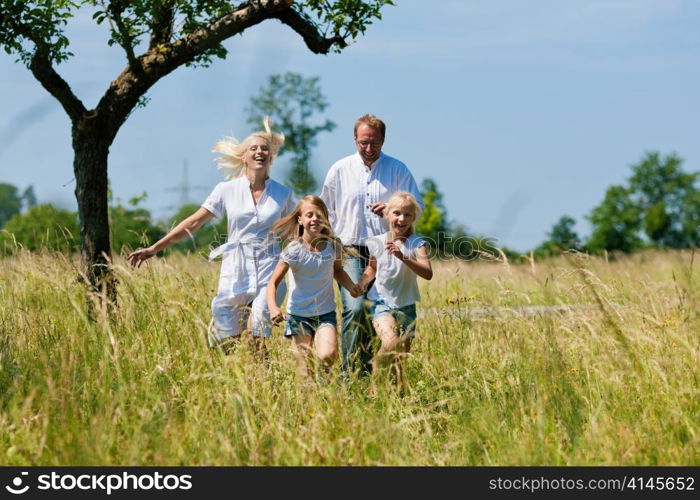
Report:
202,176,294,295
320,152,423,246
280,240,337,317
367,232,426,308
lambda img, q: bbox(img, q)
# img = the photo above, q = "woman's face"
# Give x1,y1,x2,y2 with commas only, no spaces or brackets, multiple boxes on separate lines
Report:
387,201,415,237
245,137,271,173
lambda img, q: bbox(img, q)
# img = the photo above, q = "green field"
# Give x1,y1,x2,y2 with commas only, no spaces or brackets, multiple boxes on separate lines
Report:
1,250,697,465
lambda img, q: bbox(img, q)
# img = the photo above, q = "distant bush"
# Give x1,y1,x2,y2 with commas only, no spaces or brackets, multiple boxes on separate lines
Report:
0,204,79,254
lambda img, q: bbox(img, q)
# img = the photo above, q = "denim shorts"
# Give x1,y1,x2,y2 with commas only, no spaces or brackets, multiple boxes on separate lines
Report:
284,311,338,337
369,299,418,338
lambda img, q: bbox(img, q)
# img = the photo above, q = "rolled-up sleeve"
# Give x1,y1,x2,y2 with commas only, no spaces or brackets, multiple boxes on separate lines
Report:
320,165,337,227
202,183,225,218
398,166,424,211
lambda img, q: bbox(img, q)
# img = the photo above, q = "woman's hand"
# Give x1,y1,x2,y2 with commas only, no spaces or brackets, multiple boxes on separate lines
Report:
270,306,285,325
128,246,157,268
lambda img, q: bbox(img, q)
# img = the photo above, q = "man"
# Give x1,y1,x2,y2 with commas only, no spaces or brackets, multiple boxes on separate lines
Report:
320,114,423,376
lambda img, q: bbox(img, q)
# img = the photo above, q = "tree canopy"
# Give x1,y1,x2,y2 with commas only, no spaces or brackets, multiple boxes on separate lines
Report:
0,0,394,295
586,152,699,253
246,72,336,195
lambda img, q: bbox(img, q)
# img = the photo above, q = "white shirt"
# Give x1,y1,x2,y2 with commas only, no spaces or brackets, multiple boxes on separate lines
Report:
280,240,337,317
320,152,423,246
367,232,426,308
202,176,294,295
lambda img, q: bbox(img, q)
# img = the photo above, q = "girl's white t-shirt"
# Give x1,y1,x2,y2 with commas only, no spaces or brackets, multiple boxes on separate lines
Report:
367,232,426,308
281,240,337,317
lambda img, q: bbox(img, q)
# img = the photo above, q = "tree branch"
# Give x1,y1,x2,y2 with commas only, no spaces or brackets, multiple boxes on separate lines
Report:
10,20,86,121
106,1,140,71
272,9,346,54
97,0,294,133
148,5,174,49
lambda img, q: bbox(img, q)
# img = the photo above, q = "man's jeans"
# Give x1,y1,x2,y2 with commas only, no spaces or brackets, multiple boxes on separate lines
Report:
340,246,374,376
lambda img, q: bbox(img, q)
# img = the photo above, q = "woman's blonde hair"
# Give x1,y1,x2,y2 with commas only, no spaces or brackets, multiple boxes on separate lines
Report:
385,191,423,236
212,117,284,179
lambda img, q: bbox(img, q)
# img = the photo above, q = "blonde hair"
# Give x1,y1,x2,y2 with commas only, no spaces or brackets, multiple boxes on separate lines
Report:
271,196,348,256
385,191,422,237
212,117,284,179
354,113,386,141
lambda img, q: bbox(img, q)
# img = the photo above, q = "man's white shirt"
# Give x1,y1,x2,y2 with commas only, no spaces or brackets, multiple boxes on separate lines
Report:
320,152,423,246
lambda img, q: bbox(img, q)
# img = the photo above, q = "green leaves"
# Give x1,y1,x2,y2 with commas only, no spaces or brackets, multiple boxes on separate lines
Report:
0,0,78,64
246,72,336,195
299,0,393,52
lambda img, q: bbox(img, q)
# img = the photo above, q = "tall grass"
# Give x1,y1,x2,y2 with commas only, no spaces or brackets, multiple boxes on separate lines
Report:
0,249,697,465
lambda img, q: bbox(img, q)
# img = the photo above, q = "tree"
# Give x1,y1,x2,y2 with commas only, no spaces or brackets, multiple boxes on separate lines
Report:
535,215,581,256
0,183,22,228
21,185,37,210
0,0,393,296
628,152,699,248
415,178,449,255
246,72,336,195
587,185,642,253
1,203,79,253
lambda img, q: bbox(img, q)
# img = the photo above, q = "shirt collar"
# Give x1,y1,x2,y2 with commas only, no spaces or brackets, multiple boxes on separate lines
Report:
355,152,384,171
239,173,270,189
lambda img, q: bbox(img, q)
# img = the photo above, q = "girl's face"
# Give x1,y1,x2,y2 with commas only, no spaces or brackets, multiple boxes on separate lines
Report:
297,202,326,235
387,201,415,237
245,137,271,173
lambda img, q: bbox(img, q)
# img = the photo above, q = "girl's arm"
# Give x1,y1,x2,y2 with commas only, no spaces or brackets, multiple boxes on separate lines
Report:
386,243,433,280
357,256,377,293
333,259,361,298
267,260,289,325
128,207,215,267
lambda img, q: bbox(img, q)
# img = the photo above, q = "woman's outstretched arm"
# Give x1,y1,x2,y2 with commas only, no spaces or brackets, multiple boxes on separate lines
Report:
128,207,215,267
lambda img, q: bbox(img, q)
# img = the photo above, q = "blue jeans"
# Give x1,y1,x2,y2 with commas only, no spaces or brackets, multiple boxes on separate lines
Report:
340,246,374,375
285,311,338,337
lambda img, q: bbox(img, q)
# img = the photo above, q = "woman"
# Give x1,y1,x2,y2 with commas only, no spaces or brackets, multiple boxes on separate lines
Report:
128,118,294,349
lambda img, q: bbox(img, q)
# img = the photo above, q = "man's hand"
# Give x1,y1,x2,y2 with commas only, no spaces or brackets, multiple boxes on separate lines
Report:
270,306,285,325
128,247,157,268
369,202,386,216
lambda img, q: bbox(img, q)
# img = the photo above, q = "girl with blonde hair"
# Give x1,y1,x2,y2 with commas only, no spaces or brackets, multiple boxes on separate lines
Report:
357,191,432,388
129,119,294,351
267,196,361,377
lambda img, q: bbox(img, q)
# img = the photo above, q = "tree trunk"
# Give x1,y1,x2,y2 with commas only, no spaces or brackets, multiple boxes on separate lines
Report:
72,116,116,307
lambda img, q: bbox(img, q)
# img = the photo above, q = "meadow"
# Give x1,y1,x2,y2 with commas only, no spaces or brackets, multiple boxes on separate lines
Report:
0,249,697,465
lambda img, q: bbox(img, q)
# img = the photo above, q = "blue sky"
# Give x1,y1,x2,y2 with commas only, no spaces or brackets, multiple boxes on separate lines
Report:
1,0,698,251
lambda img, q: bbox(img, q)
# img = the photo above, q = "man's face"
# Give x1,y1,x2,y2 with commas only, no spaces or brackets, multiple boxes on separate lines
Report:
355,124,383,166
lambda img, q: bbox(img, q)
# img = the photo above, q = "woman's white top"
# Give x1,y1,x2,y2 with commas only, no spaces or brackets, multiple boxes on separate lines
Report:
367,232,426,308
202,176,294,295
280,240,337,317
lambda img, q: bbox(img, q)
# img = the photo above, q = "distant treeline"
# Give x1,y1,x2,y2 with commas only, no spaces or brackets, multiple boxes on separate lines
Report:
1,151,697,259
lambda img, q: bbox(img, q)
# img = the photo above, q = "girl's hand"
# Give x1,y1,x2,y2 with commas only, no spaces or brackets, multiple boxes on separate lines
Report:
128,246,157,268
369,202,386,216
350,284,363,298
270,306,285,325
385,242,404,260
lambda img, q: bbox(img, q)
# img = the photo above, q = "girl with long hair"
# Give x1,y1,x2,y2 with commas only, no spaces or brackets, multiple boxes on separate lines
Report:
266,196,360,377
